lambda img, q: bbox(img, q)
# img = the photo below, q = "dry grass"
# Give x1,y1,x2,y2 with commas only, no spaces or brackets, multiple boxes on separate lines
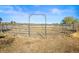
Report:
0,32,15,52
0,25,79,53
71,32,79,38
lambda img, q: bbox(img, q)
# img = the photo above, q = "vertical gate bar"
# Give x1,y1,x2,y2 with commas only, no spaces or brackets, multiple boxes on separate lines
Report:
45,15,47,38
28,15,30,37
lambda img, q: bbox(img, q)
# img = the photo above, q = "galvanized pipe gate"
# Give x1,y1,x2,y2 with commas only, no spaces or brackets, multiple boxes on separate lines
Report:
28,14,47,38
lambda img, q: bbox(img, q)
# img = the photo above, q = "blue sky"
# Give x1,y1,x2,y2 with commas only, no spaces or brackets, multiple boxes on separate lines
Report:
0,5,79,24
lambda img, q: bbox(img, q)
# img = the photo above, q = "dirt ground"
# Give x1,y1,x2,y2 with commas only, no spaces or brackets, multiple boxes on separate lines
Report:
0,25,79,53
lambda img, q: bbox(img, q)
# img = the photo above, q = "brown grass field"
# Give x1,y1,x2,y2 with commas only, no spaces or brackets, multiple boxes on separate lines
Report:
0,24,79,53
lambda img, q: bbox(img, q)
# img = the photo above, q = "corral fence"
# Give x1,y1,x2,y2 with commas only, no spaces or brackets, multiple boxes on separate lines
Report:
0,24,14,32
62,23,79,34
0,14,79,39
0,14,47,39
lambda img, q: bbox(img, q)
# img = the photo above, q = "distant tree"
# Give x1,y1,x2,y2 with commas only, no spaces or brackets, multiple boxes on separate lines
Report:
62,17,75,24
11,21,16,24
0,17,2,23
61,17,79,24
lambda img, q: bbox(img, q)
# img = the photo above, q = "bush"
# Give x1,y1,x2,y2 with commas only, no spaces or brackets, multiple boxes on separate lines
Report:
0,34,15,49
0,32,6,38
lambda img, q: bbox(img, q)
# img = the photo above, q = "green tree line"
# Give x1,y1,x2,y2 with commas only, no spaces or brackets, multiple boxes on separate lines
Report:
0,17,16,25
61,16,79,24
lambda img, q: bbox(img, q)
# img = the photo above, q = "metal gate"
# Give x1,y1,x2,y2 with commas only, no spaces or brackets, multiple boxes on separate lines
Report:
28,14,47,38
